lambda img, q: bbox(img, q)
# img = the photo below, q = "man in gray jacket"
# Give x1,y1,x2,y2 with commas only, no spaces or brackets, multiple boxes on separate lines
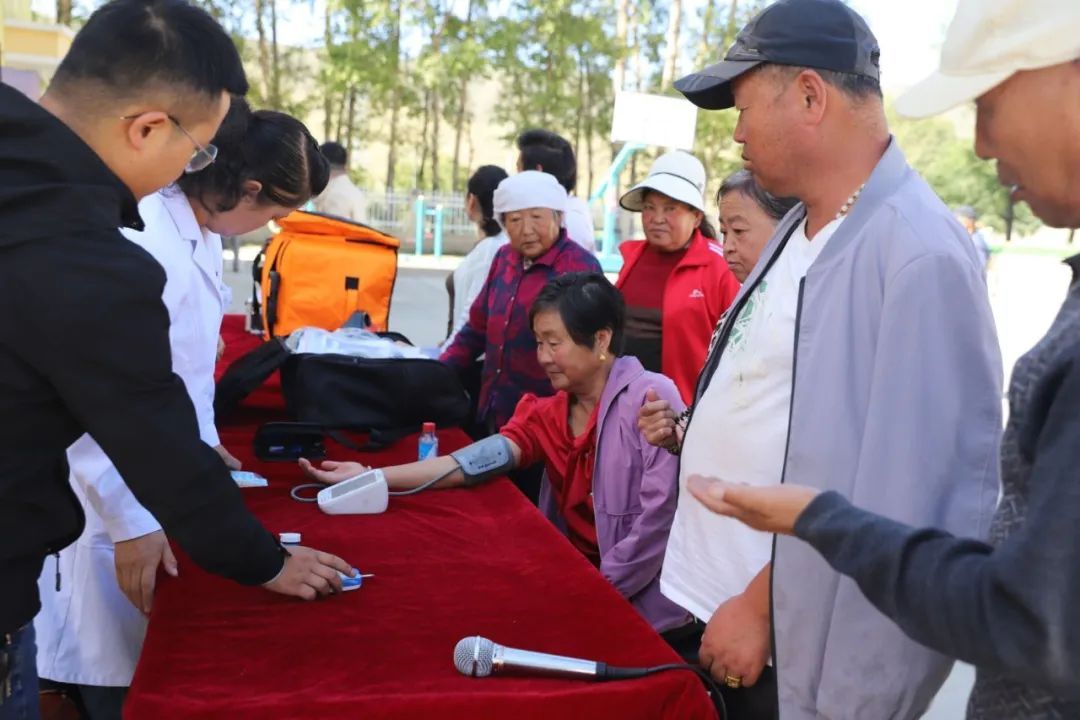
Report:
688,0,1080,717
640,0,1003,717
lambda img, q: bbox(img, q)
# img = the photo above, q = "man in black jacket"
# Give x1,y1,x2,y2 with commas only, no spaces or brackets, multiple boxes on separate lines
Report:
681,0,1080,715
0,1,350,713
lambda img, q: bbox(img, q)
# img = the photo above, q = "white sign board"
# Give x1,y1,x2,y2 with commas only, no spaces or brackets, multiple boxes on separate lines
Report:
610,91,698,150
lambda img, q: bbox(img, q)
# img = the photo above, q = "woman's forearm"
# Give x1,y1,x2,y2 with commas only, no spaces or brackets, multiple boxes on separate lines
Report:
383,455,466,490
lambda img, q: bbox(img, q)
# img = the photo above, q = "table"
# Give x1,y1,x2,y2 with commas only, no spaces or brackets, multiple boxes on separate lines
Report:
123,316,716,719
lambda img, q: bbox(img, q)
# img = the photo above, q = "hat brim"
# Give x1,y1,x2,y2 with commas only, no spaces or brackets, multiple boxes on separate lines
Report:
619,181,706,214
894,68,1012,118
674,60,762,110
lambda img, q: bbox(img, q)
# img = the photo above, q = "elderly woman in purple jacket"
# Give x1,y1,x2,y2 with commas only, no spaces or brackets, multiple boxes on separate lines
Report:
301,272,691,636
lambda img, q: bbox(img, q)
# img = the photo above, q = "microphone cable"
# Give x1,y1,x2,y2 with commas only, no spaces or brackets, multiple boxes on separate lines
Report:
603,663,727,720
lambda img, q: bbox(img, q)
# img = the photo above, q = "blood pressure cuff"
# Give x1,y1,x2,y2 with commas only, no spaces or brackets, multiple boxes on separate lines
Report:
450,435,514,486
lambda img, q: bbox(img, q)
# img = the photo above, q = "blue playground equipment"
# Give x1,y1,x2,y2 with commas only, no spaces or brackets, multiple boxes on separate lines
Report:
588,141,644,273
413,195,445,258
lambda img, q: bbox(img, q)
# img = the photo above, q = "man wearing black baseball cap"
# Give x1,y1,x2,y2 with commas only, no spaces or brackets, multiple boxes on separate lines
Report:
674,0,881,111
680,0,1080,717
644,1,1004,717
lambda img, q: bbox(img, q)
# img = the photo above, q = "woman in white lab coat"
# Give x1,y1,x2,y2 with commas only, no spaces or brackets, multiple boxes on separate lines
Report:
34,98,329,719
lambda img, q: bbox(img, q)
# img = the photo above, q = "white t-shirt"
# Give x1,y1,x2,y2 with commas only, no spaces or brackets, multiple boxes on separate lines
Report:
661,215,844,621
313,173,367,223
445,231,509,346
564,195,596,252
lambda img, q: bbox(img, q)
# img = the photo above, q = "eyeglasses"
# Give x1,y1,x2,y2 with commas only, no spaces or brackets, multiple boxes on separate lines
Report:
120,112,218,173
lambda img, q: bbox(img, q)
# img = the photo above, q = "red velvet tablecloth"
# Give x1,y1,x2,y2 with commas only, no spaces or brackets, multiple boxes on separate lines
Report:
123,316,716,719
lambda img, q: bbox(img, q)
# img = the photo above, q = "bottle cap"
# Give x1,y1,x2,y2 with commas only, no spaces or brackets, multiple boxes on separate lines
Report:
279,532,302,545
422,422,436,433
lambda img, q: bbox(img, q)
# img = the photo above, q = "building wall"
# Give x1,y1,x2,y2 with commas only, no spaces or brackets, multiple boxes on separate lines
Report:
0,5,73,98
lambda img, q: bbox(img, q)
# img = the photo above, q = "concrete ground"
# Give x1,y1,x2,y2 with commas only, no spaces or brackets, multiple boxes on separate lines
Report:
223,248,1074,717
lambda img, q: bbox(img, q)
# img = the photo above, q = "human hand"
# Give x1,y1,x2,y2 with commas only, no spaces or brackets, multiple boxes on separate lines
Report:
114,530,178,615
298,458,371,485
698,590,772,687
214,444,242,470
637,388,681,449
688,475,819,536
261,546,353,600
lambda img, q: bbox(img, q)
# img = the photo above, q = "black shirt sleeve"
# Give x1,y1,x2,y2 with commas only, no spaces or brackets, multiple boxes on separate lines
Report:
18,236,283,586
793,347,1080,695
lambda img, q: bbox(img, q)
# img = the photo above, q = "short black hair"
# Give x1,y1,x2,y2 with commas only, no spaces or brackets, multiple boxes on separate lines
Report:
529,273,625,355
516,129,577,193
718,169,799,222
467,165,509,238
320,141,347,168
177,97,330,212
50,0,247,110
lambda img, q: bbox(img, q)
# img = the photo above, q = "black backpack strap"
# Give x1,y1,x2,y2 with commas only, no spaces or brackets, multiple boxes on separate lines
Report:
248,245,266,334
214,338,291,418
266,270,281,339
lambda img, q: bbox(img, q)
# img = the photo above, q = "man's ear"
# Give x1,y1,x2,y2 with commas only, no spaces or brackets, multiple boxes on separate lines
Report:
125,111,171,150
795,69,830,125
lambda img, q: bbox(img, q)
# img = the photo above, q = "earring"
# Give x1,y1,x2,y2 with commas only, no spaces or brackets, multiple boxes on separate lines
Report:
599,352,608,361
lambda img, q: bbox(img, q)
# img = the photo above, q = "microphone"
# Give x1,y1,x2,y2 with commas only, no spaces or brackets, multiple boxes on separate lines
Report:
453,636,649,681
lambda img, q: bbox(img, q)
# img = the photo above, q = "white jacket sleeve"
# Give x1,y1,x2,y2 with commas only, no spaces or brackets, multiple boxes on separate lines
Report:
194,367,221,448
68,434,162,543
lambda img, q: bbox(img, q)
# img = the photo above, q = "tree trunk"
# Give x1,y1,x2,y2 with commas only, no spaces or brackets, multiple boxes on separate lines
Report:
55,0,73,25
269,0,281,108
431,92,441,192
418,89,432,190
345,87,357,168
697,0,718,67
613,0,630,94
335,91,347,142
630,9,644,92
574,50,584,170
584,58,595,197
660,0,684,91
323,2,334,141
385,0,403,191
724,0,741,46
450,79,470,192
253,0,273,104
450,0,475,192
466,116,474,175
428,5,451,192
541,43,554,127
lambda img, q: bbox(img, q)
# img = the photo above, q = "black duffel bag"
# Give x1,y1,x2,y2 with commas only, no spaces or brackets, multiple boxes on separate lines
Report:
216,335,470,450
280,351,469,447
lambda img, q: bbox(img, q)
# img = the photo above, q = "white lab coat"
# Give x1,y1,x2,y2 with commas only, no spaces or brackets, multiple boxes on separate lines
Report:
34,189,230,686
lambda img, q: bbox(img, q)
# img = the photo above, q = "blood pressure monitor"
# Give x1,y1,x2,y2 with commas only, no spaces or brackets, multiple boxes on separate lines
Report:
316,469,389,514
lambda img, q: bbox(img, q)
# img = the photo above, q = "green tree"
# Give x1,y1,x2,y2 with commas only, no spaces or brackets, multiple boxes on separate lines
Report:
889,108,1040,236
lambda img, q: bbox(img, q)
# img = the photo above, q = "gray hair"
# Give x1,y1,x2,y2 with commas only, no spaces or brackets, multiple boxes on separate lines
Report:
764,63,883,102
718,170,799,222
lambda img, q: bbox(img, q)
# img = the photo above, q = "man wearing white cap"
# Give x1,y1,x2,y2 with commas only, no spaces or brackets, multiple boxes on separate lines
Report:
637,0,1003,717
685,0,1080,717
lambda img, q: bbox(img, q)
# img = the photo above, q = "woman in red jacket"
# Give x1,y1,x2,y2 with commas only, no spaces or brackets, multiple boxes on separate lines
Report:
615,151,740,404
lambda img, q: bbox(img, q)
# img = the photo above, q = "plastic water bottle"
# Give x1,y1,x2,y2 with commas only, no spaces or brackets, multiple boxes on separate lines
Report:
418,422,438,461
